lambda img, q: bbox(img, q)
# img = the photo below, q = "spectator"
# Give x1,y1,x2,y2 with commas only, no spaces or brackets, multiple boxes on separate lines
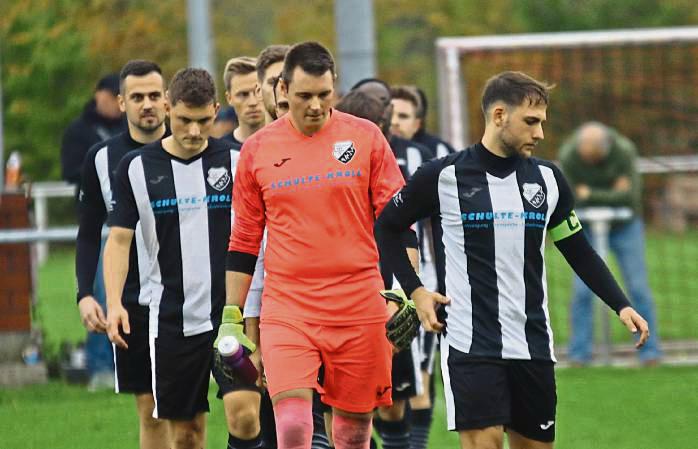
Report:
60,73,126,187
559,121,661,365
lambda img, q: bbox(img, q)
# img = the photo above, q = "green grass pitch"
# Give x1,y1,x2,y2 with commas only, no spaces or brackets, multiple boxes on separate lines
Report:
1,366,696,448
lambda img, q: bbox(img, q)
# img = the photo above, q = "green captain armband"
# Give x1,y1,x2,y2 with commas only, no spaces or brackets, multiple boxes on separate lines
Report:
549,210,582,242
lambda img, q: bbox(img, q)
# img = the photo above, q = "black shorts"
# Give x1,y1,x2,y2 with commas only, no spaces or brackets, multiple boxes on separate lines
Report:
114,304,151,394
441,342,557,443
417,328,438,374
391,338,423,400
151,331,214,420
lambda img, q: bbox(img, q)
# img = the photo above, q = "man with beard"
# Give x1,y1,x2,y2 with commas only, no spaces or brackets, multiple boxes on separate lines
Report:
375,71,649,449
76,60,169,447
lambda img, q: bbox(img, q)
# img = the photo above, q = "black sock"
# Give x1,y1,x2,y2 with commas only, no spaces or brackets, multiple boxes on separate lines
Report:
227,432,263,449
409,408,432,449
377,419,410,449
311,407,331,449
259,390,277,448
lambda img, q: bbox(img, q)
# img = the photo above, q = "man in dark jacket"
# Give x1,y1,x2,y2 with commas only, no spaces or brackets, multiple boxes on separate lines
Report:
60,73,126,186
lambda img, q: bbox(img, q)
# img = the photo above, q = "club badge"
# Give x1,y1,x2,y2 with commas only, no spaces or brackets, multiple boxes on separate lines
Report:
332,141,356,164
207,166,230,191
522,183,545,208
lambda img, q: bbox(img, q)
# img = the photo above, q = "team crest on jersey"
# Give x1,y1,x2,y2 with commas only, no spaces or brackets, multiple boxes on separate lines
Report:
332,141,356,164
522,183,545,208
207,167,230,191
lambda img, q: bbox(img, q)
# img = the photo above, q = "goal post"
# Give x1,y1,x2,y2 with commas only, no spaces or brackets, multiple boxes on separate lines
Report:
436,26,698,152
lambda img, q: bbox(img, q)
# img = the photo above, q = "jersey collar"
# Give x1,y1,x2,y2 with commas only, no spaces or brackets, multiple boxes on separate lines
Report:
475,142,522,178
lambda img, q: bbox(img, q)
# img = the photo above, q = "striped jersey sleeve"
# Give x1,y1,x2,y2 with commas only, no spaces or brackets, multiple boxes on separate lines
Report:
108,151,142,230
75,143,108,300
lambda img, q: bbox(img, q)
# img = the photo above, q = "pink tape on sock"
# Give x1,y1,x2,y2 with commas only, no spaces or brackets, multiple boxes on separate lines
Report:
274,398,313,449
332,414,373,449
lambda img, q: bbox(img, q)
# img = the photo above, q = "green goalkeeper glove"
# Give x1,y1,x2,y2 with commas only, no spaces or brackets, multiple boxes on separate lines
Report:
381,289,420,351
214,305,256,354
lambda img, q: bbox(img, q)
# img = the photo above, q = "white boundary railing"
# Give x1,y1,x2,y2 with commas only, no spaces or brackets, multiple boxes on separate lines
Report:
1,182,77,264
30,182,76,263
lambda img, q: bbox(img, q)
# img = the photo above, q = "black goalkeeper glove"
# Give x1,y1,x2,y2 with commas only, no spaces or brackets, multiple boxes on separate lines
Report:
381,289,420,351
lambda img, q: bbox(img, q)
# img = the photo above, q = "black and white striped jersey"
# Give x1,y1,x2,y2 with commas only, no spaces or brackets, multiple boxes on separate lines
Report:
378,143,580,362
411,130,457,293
221,132,243,149
380,136,434,289
389,135,434,181
412,130,457,158
77,131,151,306
109,137,238,338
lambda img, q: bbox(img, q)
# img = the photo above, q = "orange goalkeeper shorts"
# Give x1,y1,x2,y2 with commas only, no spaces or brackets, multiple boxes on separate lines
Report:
260,318,393,413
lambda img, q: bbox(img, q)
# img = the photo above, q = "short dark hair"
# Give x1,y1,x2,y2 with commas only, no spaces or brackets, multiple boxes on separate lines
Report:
390,85,421,112
481,71,553,116
350,78,390,92
119,60,162,94
223,56,256,91
97,73,120,95
415,87,428,120
349,78,392,108
281,41,335,85
335,90,385,126
256,45,290,82
167,68,217,107
272,75,283,102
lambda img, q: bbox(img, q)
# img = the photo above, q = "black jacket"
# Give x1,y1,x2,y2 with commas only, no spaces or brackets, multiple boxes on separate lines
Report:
60,99,126,185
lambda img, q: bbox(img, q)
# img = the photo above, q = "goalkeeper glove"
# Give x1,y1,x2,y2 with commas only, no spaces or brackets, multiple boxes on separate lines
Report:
381,289,420,351
214,305,256,354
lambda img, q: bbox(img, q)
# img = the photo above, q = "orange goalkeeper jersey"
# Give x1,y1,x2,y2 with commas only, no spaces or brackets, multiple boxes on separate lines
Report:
229,110,404,325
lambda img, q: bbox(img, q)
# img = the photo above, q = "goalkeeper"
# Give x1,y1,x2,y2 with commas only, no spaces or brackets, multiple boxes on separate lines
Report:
225,42,418,449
